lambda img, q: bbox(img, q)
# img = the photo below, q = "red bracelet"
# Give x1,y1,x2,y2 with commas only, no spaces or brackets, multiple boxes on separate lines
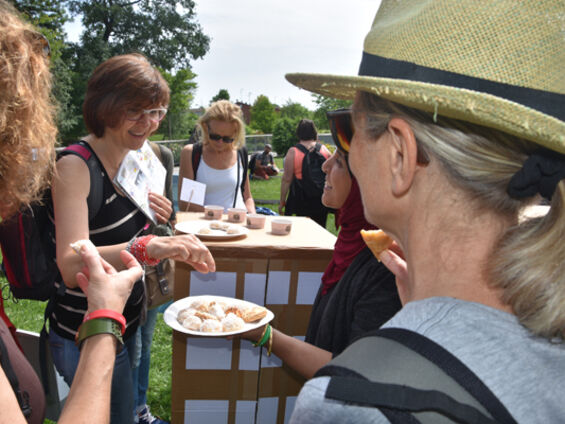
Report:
127,234,160,266
84,309,126,335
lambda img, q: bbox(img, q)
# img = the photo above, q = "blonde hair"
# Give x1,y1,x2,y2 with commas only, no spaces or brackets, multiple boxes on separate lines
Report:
196,100,246,149
0,1,56,219
355,92,565,340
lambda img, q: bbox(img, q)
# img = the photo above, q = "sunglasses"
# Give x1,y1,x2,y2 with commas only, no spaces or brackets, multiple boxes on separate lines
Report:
125,108,168,123
208,133,235,143
326,109,353,154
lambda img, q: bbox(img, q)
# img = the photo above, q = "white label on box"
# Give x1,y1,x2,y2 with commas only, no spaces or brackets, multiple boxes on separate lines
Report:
190,271,236,298
185,338,232,370
244,273,267,305
185,400,228,424
296,272,323,305
266,271,290,304
284,397,297,424
238,340,261,371
235,401,256,424
257,397,278,424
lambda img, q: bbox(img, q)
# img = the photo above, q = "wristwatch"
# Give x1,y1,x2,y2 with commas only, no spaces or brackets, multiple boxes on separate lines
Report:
76,317,124,353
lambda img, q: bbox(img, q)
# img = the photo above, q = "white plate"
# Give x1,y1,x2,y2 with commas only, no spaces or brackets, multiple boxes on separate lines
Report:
175,220,249,240
163,295,274,336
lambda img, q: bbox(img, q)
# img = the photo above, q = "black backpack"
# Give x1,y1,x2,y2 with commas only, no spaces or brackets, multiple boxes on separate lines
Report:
294,143,327,199
0,141,104,301
191,142,249,208
316,328,517,424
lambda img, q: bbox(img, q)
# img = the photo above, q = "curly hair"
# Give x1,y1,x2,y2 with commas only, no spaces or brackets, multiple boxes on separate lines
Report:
0,0,57,219
196,100,246,149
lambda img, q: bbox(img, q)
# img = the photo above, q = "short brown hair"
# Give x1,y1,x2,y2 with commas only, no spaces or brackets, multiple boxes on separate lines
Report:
83,53,170,137
296,119,317,141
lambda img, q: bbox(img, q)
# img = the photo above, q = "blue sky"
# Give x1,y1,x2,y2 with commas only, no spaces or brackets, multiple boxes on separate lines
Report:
66,0,381,110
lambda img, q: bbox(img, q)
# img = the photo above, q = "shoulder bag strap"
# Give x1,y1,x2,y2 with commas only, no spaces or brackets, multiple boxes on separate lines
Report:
191,142,202,180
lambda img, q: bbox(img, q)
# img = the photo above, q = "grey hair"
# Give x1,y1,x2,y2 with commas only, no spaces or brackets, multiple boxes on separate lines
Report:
354,92,565,340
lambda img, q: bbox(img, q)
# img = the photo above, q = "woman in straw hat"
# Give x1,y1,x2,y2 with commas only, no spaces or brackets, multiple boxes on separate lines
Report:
286,0,565,422
0,1,143,422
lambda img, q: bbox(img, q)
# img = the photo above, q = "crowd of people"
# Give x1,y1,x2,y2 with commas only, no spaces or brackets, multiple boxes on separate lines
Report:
1,0,563,423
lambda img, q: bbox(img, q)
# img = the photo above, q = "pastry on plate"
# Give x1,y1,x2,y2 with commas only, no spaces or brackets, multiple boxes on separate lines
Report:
177,307,196,324
221,313,245,332
360,229,394,261
182,315,202,331
208,303,226,320
194,310,217,321
226,226,240,235
200,319,222,333
242,306,268,323
198,227,212,235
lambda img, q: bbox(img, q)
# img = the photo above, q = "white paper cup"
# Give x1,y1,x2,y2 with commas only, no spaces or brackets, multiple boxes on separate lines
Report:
227,208,247,223
246,213,266,229
204,205,224,220
271,218,292,235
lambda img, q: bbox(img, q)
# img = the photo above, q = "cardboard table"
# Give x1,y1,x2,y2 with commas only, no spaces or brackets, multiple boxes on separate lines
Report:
171,212,336,424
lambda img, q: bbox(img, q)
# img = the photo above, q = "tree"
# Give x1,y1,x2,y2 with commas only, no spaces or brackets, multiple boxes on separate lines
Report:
279,100,311,121
250,95,277,134
159,68,198,139
272,117,300,156
211,89,230,104
311,94,352,131
65,0,210,70
13,0,79,142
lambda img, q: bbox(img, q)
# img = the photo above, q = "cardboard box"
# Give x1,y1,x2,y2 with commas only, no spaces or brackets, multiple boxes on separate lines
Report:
171,213,336,424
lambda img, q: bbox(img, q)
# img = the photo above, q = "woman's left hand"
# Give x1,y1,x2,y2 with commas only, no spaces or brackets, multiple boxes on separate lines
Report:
148,192,173,224
146,234,216,273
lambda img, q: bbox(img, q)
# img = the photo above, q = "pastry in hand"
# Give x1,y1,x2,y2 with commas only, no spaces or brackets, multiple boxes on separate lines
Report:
70,239,97,255
360,229,393,261
241,306,268,323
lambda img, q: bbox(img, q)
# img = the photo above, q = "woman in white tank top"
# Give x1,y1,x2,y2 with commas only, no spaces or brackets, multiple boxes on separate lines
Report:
178,100,256,213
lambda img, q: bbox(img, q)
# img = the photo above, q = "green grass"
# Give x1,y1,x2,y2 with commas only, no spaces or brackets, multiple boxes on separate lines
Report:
1,163,337,423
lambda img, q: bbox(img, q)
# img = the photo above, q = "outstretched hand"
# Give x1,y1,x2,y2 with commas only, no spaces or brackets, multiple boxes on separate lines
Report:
146,234,216,273
75,242,143,314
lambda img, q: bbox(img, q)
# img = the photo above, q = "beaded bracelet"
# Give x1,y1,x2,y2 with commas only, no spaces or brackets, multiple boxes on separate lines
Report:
127,234,160,266
83,309,126,335
253,324,271,347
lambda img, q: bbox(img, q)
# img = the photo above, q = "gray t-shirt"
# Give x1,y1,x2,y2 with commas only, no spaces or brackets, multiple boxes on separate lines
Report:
290,297,565,423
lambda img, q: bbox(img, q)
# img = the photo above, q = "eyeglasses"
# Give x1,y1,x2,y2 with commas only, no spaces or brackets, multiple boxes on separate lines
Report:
125,108,168,123
326,109,353,154
208,133,235,143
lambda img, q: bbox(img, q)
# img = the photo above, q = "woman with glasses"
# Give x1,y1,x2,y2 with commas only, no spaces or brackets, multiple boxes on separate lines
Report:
178,100,256,213
48,53,215,424
237,126,400,378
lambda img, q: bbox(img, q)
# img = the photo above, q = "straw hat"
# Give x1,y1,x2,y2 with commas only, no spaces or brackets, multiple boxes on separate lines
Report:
286,0,565,153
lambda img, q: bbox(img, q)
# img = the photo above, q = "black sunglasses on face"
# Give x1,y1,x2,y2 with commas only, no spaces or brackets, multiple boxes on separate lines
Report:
208,133,235,143
326,109,353,154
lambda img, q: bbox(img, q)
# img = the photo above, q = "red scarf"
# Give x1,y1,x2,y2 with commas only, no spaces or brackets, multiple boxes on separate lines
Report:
320,178,377,295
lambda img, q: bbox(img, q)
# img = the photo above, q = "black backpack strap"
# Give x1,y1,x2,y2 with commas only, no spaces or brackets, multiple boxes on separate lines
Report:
0,334,32,417
317,328,517,424
58,141,104,221
294,143,309,155
191,142,203,179
239,146,248,193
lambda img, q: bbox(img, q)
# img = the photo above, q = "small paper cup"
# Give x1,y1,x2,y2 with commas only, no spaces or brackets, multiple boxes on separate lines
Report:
271,218,292,235
204,205,224,220
246,213,266,229
227,208,247,223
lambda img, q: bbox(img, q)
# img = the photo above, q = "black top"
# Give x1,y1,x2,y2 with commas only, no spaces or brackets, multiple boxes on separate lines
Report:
49,143,146,342
305,247,401,356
